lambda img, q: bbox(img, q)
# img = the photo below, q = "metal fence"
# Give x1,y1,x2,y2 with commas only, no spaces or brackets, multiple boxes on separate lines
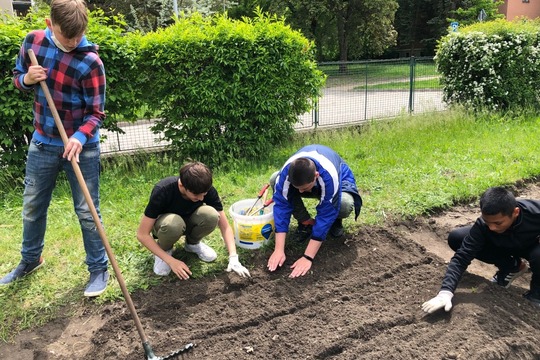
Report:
101,57,445,154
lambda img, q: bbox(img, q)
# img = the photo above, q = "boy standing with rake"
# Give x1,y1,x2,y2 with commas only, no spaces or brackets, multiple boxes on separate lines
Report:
0,0,109,297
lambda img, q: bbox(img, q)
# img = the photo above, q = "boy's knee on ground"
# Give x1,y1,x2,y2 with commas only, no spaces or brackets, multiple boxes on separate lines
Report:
338,192,355,219
269,171,279,192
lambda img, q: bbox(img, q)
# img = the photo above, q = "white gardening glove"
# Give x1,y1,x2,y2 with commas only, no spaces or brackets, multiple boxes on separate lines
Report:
226,255,251,277
421,290,454,314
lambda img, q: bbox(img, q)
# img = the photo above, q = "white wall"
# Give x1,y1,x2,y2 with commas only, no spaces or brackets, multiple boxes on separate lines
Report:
0,0,13,15
0,0,14,16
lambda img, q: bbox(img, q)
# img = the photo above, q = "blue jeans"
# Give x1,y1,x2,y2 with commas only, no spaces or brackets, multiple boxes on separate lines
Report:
21,140,108,273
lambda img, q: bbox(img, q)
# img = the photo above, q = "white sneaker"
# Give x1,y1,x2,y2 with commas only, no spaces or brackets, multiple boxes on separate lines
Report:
153,249,173,276
184,242,217,262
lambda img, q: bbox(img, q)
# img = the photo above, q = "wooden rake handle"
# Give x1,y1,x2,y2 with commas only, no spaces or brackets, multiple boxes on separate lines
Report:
27,49,150,344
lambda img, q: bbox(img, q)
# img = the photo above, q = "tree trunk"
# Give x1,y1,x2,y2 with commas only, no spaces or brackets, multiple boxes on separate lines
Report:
336,11,348,72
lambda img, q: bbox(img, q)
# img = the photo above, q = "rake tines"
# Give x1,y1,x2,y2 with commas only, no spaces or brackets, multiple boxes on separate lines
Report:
146,342,195,360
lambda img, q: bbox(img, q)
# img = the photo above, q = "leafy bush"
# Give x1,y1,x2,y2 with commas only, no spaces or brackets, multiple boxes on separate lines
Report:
137,11,325,167
436,18,540,111
0,16,34,176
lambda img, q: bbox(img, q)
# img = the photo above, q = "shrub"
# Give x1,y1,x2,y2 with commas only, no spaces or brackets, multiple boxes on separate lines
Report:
436,18,540,111
0,17,34,177
137,11,325,167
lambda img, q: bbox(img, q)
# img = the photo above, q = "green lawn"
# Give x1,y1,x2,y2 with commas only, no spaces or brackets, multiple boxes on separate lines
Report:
1,108,540,341
320,60,438,83
358,78,442,91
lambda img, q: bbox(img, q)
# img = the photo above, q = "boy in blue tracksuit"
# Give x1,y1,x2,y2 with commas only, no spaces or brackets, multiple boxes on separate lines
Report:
267,144,362,278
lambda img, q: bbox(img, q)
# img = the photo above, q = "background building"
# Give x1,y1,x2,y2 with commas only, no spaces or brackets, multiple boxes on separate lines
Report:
500,0,540,20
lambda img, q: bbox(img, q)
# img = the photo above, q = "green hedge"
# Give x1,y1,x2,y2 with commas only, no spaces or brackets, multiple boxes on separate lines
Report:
137,12,324,167
0,16,34,176
0,8,324,181
436,18,540,111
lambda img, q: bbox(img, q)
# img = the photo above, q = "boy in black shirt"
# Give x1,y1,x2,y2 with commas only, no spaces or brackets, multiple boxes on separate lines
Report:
423,187,540,313
137,162,250,279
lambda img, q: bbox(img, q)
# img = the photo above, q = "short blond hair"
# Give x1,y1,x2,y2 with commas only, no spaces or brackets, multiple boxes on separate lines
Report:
50,0,88,38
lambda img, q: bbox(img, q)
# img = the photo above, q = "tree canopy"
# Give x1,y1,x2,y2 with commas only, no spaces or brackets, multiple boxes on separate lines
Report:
83,0,505,60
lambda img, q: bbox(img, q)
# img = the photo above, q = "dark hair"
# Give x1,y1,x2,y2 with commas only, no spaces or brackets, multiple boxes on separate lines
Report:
179,162,212,194
288,158,316,187
479,187,517,217
50,0,88,39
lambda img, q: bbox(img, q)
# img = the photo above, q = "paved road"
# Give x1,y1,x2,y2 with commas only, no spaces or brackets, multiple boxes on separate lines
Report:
101,89,445,154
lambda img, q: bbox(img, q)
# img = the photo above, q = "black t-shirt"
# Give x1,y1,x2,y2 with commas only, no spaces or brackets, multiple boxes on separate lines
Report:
143,176,223,219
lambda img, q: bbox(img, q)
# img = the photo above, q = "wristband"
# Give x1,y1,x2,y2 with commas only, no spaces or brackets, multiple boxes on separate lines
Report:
302,254,314,262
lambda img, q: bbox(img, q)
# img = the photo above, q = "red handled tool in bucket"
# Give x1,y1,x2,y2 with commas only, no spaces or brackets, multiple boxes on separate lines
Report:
247,198,274,216
28,49,194,360
245,183,270,215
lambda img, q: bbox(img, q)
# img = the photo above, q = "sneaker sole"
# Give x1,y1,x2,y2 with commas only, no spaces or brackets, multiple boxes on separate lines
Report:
84,288,108,297
29,258,46,275
185,251,217,263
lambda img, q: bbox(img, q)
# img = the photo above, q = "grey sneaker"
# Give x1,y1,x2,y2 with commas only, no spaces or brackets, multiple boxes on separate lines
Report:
0,257,45,285
84,270,109,297
184,242,217,262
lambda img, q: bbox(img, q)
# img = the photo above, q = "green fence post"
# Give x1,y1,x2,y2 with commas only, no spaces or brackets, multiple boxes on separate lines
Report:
364,61,368,121
409,56,416,113
313,98,319,129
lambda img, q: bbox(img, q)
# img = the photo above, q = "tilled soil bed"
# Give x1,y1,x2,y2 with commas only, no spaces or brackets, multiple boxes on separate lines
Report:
2,183,540,360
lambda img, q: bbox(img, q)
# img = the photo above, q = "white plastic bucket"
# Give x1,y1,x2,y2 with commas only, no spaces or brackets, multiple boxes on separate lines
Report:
229,198,275,249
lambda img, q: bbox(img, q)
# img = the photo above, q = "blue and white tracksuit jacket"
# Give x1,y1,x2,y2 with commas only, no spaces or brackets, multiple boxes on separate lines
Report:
273,144,362,241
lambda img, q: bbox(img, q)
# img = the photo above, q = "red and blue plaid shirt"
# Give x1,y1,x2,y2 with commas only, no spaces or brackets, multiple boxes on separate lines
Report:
13,28,106,146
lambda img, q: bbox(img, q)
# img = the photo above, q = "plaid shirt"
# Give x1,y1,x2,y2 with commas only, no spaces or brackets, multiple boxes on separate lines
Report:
13,28,106,146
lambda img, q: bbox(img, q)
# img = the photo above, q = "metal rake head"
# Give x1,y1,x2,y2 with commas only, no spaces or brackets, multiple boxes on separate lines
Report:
145,342,195,360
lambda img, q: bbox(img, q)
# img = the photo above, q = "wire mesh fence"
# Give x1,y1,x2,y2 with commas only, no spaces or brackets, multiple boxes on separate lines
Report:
101,57,445,154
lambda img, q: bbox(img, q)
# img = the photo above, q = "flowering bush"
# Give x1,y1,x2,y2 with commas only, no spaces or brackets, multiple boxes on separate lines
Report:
436,19,540,111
